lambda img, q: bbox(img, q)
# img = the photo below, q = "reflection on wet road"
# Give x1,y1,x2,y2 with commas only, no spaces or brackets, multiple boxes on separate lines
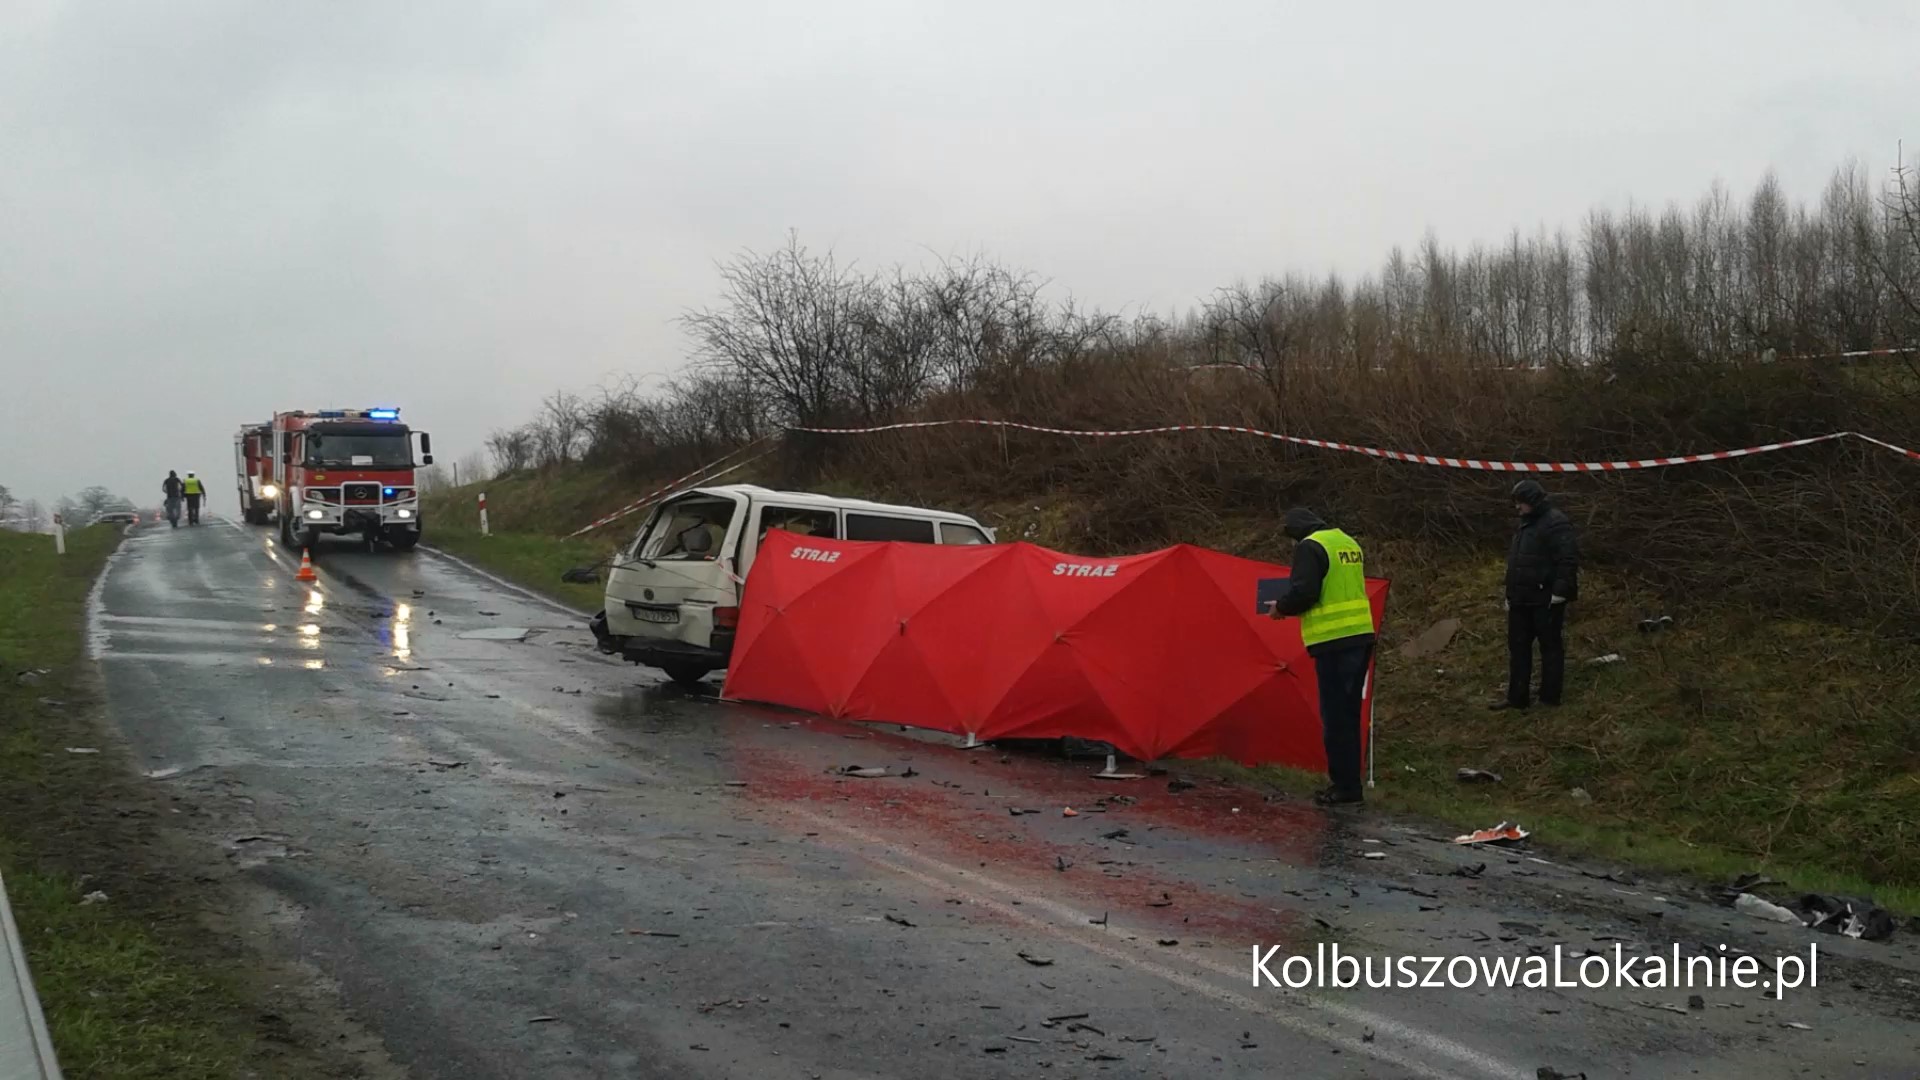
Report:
87,519,1920,1079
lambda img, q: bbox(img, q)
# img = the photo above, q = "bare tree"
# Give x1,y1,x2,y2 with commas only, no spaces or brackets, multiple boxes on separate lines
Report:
681,234,867,426
486,427,534,474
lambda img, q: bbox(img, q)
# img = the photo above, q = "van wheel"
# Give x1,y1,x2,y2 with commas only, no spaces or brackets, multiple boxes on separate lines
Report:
660,662,711,687
390,531,419,552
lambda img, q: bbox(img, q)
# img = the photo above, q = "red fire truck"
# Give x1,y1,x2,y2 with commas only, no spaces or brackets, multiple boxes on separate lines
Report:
233,422,276,524
268,408,433,551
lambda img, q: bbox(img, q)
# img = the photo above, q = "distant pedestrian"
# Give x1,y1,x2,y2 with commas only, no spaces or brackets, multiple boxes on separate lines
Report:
1495,480,1580,710
1265,507,1376,806
161,471,183,528
181,471,205,525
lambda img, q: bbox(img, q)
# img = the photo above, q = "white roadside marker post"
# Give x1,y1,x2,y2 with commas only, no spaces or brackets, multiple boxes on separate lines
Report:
52,514,65,555
478,492,489,537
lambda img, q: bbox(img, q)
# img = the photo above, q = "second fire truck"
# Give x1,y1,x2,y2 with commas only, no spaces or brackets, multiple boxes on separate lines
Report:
267,407,433,551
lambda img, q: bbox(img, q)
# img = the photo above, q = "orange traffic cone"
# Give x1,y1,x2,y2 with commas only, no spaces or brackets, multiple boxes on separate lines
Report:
295,548,316,582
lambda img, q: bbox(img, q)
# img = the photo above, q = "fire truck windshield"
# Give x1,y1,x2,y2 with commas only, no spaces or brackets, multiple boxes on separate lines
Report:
305,432,412,468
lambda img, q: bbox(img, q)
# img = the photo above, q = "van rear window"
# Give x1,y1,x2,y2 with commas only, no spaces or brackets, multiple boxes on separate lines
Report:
637,497,737,560
939,523,991,545
845,514,936,543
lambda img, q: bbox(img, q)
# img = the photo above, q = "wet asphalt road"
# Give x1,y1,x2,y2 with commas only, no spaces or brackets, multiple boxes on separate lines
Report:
88,519,1920,1079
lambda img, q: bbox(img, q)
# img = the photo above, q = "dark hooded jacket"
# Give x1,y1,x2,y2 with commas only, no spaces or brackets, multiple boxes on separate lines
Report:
1274,508,1374,654
1506,492,1579,605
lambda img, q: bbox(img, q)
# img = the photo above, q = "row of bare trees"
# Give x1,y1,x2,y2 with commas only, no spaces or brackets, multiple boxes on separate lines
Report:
487,154,1920,484
1200,162,1920,382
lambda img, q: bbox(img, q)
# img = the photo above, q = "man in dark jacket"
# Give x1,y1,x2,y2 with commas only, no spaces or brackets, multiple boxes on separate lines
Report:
1497,480,1579,710
1266,507,1376,806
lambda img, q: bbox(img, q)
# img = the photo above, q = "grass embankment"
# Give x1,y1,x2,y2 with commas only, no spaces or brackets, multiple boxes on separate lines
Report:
425,468,1920,908
0,527,248,1078
422,466,626,611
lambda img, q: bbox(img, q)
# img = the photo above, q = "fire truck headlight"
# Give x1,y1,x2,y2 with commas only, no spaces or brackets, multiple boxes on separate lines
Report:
261,484,278,499
395,508,413,519
306,509,325,521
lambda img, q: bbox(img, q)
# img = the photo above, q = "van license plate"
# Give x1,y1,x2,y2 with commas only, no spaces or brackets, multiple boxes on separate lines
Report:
631,606,679,625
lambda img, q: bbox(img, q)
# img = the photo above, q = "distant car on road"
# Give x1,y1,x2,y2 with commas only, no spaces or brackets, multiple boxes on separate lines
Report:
91,510,139,526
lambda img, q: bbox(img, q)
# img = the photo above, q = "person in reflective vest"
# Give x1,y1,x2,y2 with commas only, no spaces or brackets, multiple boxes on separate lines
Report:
181,472,206,525
1265,507,1376,806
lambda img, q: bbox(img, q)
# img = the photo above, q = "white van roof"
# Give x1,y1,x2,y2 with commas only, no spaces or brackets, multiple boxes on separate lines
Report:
684,484,985,526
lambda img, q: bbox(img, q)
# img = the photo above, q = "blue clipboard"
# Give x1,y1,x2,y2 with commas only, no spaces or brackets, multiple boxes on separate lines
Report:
1256,577,1289,615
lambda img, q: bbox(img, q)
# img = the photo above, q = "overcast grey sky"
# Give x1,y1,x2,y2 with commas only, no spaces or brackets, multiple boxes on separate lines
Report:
3,0,1914,510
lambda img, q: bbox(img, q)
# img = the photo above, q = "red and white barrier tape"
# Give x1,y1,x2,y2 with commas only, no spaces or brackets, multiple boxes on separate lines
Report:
1777,345,1920,362
790,419,1920,472
565,439,775,538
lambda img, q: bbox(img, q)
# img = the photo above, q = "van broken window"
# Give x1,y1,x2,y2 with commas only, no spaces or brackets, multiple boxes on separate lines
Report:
639,497,737,561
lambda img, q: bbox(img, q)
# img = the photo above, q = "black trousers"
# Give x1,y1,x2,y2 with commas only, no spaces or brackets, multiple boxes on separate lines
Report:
1314,640,1373,794
1507,603,1566,707
185,495,202,523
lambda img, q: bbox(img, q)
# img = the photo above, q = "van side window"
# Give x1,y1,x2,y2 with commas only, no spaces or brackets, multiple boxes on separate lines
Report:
758,507,838,544
845,513,936,543
939,523,991,546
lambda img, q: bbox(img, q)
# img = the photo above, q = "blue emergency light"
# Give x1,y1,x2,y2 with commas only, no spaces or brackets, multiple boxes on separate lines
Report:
367,408,399,420
383,487,396,496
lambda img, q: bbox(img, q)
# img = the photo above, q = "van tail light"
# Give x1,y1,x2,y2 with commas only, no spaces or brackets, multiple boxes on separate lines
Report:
714,606,741,630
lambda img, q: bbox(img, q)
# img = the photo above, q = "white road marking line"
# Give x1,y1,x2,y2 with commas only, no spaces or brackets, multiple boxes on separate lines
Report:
789,806,1531,1080
217,515,246,534
418,545,592,620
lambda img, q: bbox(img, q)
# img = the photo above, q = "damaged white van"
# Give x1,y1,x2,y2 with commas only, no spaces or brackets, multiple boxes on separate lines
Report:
589,484,995,685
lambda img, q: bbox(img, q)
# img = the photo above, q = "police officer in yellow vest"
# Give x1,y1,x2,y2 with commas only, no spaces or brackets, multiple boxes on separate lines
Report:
180,471,206,525
1265,508,1376,806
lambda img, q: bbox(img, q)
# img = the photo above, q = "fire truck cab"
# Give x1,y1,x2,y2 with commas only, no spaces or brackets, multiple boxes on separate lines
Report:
269,408,433,551
233,422,276,524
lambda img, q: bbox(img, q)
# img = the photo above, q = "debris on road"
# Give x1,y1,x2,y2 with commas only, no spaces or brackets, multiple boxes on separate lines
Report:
428,760,466,770
1017,951,1055,966
1456,768,1502,784
626,929,680,938
1588,653,1624,665
1453,822,1529,846
1088,912,1108,926
838,765,896,778
1148,893,1173,907
1009,807,1038,816
527,1016,558,1024
1062,807,1079,817
1638,615,1675,634
1166,778,1196,793
1100,828,1130,840
1732,893,1803,925
1451,863,1487,878
1779,1021,1811,1030
1687,995,1705,1010
1156,939,1178,946
80,890,109,905
460,626,531,641
1632,999,1692,1016
1537,1069,1588,1080
1362,852,1387,860
884,913,916,928
1055,856,1072,872
1399,617,1461,659
1800,894,1898,941
64,746,100,754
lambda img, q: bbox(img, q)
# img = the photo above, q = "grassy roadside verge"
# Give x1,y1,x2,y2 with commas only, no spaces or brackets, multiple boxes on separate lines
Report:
0,527,312,1079
423,468,1920,912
